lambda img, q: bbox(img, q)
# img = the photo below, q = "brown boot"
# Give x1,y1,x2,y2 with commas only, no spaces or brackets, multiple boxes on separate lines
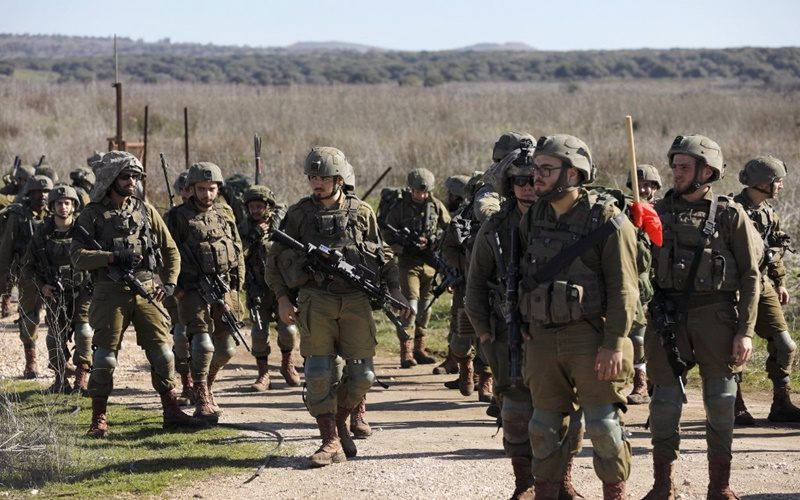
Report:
350,396,372,439
534,478,561,500
1,294,11,318
559,457,585,499
413,336,437,364
707,455,741,500
86,396,109,438
335,406,357,458
433,349,459,375
308,413,346,467
510,456,534,500
177,372,195,406
733,382,755,426
251,357,272,392
602,481,625,500
23,347,38,379
161,389,210,430
641,457,676,500
486,396,501,418
207,364,224,416
193,381,219,425
477,371,493,403
768,384,800,423
72,363,90,397
400,339,417,369
627,367,650,405
280,351,301,387
457,357,474,396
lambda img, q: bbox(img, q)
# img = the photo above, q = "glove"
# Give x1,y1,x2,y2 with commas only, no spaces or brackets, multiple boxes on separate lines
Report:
629,201,663,247
113,249,143,269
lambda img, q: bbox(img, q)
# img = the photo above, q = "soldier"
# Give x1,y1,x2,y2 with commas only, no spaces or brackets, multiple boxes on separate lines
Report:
239,184,301,391
519,135,638,499
732,155,800,424
443,174,470,213
381,168,451,368
0,175,52,378
70,166,96,210
0,163,36,316
625,164,662,405
643,135,760,499
23,185,92,394
266,146,408,467
35,164,59,184
167,162,245,425
71,151,204,437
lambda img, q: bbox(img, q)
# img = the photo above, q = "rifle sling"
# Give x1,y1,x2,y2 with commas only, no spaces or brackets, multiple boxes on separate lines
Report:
678,195,719,306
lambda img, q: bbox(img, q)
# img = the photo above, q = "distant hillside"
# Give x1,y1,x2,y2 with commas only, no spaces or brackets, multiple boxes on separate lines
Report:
0,34,797,86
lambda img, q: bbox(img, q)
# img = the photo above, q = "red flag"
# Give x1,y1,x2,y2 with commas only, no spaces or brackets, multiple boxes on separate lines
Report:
629,201,663,247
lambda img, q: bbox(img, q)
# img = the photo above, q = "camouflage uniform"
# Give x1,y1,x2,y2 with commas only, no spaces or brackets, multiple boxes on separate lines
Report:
381,168,450,367
167,162,245,425
0,163,34,209
0,175,52,377
69,166,95,210
72,151,203,437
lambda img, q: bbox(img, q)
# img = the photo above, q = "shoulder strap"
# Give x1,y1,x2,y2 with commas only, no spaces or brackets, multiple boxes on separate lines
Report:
682,195,720,297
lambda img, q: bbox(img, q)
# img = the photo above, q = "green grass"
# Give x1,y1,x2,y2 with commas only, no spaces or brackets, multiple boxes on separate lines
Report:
0,380,288,498
374,294,452,358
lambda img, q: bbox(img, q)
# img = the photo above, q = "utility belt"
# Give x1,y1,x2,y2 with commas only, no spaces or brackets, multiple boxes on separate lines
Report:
95,269,153,285
306,275,364,297
664,291,736,311
180,271,233,292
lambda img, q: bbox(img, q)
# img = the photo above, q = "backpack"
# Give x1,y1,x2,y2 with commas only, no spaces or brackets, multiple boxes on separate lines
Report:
376,187,404,227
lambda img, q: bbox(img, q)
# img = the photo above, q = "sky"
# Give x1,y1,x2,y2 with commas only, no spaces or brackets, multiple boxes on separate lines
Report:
2,0,799,51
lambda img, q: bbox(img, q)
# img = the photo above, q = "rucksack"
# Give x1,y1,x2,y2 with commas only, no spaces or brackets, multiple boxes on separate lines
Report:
376,187,404,227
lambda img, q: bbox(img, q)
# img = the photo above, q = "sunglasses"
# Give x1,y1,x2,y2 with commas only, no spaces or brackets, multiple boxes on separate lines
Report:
119,172,142,181
512,175,535,187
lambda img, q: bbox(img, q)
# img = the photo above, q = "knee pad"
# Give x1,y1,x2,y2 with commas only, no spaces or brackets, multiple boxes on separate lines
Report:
145,344,176,380
773,331,798,369
529,409,567,460
649,385,684,440
276,321,297,337
305,355,335,401
92,347,117,383
191,332,214,357
73,322,92,348
173,324,191,359
332,355,345,385
703,376,736,433
501,396,533,445
345,358,375,395
212,335,237,365
584,404,624,459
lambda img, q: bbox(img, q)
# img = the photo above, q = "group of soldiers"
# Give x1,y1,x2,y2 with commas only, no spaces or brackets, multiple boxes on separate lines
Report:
1,128,798,499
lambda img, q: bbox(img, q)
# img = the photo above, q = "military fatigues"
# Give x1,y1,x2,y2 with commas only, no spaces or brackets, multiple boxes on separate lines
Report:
646,188,760,463
519,189,638,484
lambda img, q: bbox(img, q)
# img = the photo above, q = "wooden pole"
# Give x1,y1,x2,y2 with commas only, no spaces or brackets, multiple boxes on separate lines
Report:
184,107,190,169
625,115,640,203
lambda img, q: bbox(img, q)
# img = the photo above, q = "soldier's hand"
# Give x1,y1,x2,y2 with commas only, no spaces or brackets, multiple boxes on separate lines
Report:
594,347,623,381
112,249,143,269
257,220,270,233
154,283,175,302
416,236,428,250
778,286,790,305
42,285,57,299
278,295,297,325
732,334,753,366
390,288,414,320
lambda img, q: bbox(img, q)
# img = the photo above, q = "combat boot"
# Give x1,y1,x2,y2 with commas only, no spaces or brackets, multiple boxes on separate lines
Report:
161,389,210,430
707,455,741,500
601,481,625,500
86,396,109,438
641,456,676,499
486,395,501,418
1,294,11,318
733,382,755,426
510,456,534,500
627,367,650,405
193,381,219,425
207,364,224,417
280,351,301,387
413,336,436,364
477,371,493,403
23,347,38,379
47,369,72,394
177,372,195,406
308,413,346,468
768,384,800,423
400,339,417,369
559,457,585,499
335,406,357,458
433,349,459,375
72,363,90,396
533,478,561,500
251,357,272,392
350,396,372,439
457,357,474,396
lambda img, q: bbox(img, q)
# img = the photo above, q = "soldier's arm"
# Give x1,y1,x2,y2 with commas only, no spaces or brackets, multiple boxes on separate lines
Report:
728,205,761,337
265,205,303,300
232,219,246,291
0,214,17,284
70,208,111,271
21,242,39,290
768,212,788,289
363,205,400,290
148,205,180,286
439,222,461,268
437,199,452,228
464,221,496,336
380,203,404,254
474,186,501,223
599,209,639,350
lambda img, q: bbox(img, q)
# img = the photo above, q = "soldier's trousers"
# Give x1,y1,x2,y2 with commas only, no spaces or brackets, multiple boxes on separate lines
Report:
44,287,92,371
449,286,476,359
250,298,297,358
398,259,435,340
178,289,240,382
17,278,42,348
754,279,795,381
164,295,190,375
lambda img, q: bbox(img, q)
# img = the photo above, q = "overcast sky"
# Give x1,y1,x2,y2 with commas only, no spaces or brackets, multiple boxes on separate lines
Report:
2,0,798,51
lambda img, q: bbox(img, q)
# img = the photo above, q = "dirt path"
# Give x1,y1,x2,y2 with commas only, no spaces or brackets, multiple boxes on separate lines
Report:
2,316,799,499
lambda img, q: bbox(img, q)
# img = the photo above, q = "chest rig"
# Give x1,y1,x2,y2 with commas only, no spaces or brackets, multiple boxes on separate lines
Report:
35,218,88,289
176,203,239,276
9,203,45,258
97,197,160,279
240,218,270,289
398,192,441,239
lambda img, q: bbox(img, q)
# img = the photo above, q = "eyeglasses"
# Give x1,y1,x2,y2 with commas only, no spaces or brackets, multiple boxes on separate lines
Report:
532,165,562,178
512,176,535,187
119,172,142,181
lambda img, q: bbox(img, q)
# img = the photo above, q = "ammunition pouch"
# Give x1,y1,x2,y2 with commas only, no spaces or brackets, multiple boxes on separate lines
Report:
519,280,590,326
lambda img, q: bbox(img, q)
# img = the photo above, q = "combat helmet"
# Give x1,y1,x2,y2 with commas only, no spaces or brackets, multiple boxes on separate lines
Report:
13,163,35,183
626,164,662,190
534,134,595,183
173,171,189,192
667,134,725,182
70,166,96,189
47,185,80,209
304,147,351,179
89,151,145,202
464,171,485,200
492,131,536,162
243,185,277,206
86,151,105,171
341,160,356,193
407,168,435,192
23,175,54,196
445,175,470,198
35,165,59,183
493,139,536,197
739,155,787,187
186,162,225,187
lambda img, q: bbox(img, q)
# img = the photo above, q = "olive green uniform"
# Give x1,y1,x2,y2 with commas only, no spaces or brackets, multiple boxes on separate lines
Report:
439,204,474,361
266,193,399,416
519,189,638,483
71,196,181,397
646,188,761,462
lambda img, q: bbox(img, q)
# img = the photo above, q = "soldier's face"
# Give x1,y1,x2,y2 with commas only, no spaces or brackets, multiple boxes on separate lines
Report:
193,181,219,208
115,170,141,197
308,175,336,199
247,200,269,220
29,189,48,208
639,181,658,201
512,178,537,206
14,175,28,186
54,198,74,218
411,189,429,203
180,186,192,202
532,154,563,197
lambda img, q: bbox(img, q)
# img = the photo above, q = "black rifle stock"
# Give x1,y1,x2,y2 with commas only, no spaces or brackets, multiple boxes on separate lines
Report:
649,290,687,403
505,228,523,382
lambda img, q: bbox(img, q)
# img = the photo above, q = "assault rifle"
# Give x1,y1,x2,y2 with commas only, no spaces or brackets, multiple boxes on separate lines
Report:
270,228,408,330
486,227,523,382
73,224,171,321
649,290,687,403
244,250,267,334
180,243,251,352
32,243,64,296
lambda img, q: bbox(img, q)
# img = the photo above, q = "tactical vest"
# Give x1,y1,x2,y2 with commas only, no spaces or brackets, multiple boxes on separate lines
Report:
7,203,46,259
34,218,89,290
519,193,615,327
486,200,520,318
396,192,442,239
96,197,160,280
175,203,239,276
240,217,269,290
653,195,740,293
